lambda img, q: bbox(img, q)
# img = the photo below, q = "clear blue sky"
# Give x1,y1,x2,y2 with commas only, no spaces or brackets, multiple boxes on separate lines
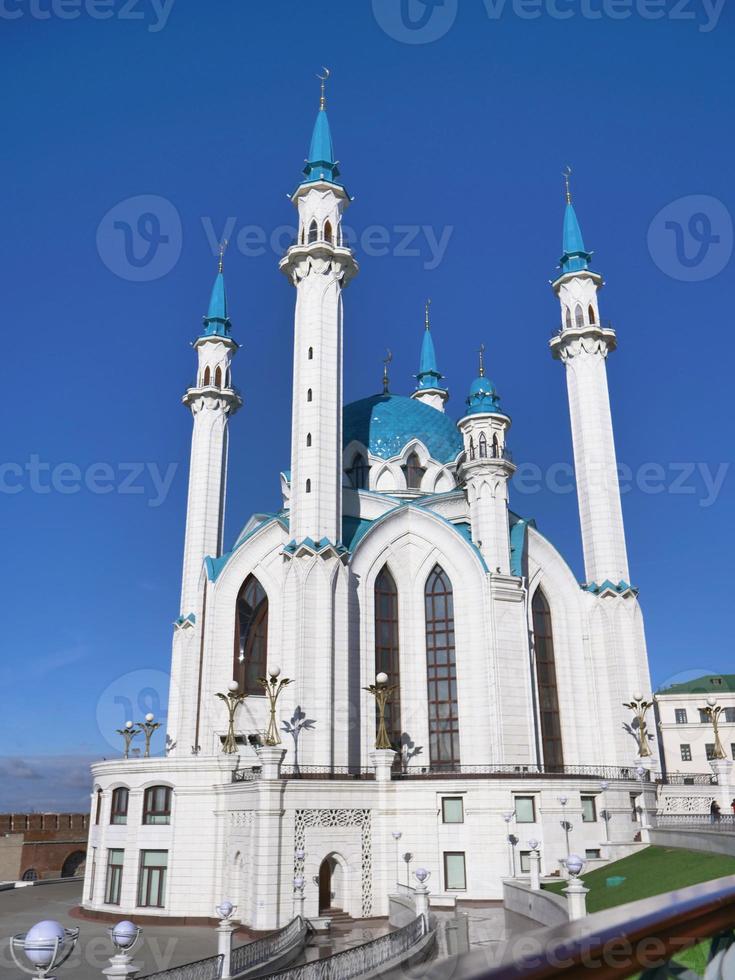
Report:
1,0,732,808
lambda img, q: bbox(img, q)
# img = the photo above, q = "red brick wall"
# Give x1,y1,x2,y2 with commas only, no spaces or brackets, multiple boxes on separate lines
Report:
0,814,89,881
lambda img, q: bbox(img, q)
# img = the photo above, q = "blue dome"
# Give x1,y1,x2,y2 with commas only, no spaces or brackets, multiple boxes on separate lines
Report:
465,376,504,415
343,394,462,465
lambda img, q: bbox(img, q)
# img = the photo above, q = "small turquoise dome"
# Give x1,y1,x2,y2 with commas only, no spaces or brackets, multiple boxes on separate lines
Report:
466,376,504,415
343,394,462,464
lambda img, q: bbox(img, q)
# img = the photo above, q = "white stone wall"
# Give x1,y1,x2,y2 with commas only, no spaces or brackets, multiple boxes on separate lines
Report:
656,690,735,774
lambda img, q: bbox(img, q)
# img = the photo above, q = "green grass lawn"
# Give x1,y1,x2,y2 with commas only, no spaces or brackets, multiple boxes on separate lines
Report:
544,846,735,914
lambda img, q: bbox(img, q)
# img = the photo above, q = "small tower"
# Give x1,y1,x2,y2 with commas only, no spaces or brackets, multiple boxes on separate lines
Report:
279,73,358,546
411,299,449,412
457,348,515,573
549,174,630,588
179,255,242,616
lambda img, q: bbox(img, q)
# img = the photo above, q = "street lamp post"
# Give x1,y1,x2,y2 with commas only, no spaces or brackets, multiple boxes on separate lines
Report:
216,681,247,754
599,780,610,842
258,666,293,746
363,672,397,750
103,921,141,979
562,855,589,920
527,838,541,891
502,811,516,877
623,692,653,759
136,713,161,758
700,697,728,760
116,721,139,759
215,901,237,979
558,796,572,858
392,831,402,890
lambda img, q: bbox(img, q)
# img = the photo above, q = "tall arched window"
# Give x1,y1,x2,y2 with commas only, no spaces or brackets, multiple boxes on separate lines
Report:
203,366,211,386
532,588,564,770
574,304,584,328
492,434,500,458
564,307,572,330
214,366,222,388
324,220,333,244
305,479,311,493
403,452,425,490
478,433,488,459
425,565,460,769
306,433,312,447
375,567,401,750
348,452,369,490
588,304,596,324
308,346,314,360
308,220,318,244
234,576,268,695
307,388,313,402
468,437,475,461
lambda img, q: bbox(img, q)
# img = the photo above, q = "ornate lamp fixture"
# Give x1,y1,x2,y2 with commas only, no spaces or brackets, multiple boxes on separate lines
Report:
700,697,728,760
258,666,293,746
136,713,161,758
623,692,653,757
364,672,397,750
116,720,140,759
216,681,247,754
10,921,79,979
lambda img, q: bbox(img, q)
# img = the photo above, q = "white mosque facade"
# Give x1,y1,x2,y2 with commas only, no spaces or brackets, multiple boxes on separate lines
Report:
84,92,657,929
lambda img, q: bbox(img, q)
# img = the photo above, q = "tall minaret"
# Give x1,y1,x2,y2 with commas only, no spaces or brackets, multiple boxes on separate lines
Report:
279,73,358,545
179,255,242,615
549,174,629,587
411,299,449,412
457,348,515,573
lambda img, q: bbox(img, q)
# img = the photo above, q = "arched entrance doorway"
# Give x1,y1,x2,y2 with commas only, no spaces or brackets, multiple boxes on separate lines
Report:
61,850,86,878
318,854,346,913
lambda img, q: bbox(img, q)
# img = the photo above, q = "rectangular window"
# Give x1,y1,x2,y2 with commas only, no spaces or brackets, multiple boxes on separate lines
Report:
724,708,735,723
105,849,124,905
110,787,129,825
630,793,639,822
95,790,102,825
519,851,531,873
699,709,710,724
680,744,692,761
137,850,168,908
443,852,466,891
675,709,688,724
706,743,716,761
731,743,735,760
514,796,536,823
143,786,171,825
581,796,597,823
585,849,601,859
88,847,97,901
441,797,464,824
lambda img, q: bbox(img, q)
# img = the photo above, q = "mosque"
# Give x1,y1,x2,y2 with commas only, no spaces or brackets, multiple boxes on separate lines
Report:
83,80,655,928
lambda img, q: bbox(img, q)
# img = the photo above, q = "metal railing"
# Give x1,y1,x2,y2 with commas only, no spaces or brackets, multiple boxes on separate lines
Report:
263,915,429,980
231,916,307,977
458,446,514,466
660,772,718,785
434,876,735,979
279,765,375,780
655,814,735,830
138,953,223,980
232,768,261,783
550,318,614,338
395,763,650,781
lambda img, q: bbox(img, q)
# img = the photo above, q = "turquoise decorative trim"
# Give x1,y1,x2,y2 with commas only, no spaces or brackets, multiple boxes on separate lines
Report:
174,612,196,626
509,515,536,578
583,579,638,597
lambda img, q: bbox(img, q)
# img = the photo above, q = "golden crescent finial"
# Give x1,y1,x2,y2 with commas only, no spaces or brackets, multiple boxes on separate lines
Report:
316,66,331,111
563,165,573,205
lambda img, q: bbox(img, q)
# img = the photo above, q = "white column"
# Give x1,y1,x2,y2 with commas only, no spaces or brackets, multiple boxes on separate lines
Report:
216,920,236,979
529,849,541,891
551,275,629,586
563,878,589,920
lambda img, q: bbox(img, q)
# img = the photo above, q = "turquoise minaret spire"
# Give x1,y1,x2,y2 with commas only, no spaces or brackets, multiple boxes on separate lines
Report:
465,345,505,416
559,168,593,276
301,68,342,186
200,244,232,339
411,300,449,411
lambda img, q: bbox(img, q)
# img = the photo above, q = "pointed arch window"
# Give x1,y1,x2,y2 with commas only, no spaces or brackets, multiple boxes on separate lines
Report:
425,565,460,769
403,452,425,490
468,437,475,461
306,433,312,447
588,304,596,324
308,346,314,360
532,588,564,770
324,220,333,244
564,307,572,330
307,388,313,402
308,220,318,244
305,479,311,493
574,304,584,328
214,366,222,388
203,366,211,386
348,452,369,490
478,433,488,459
375,567,401,750
492,434,500,459
234,576,268,696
